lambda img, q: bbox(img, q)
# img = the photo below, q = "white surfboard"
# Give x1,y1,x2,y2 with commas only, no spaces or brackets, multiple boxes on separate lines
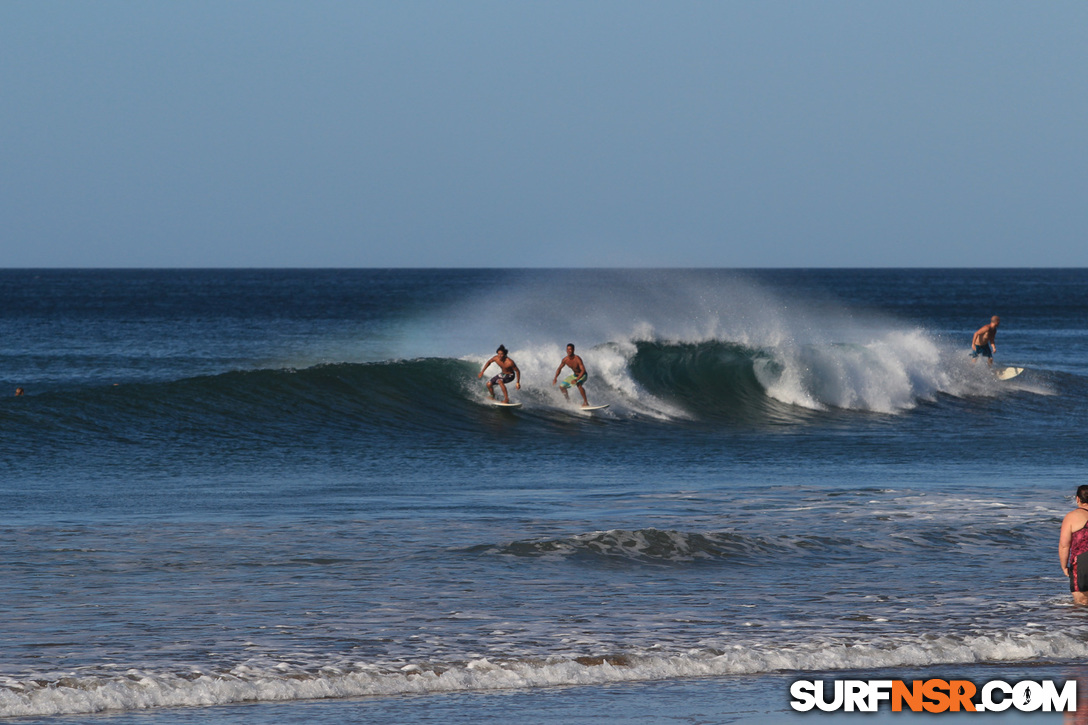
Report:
487,399,522,408
995,366,1024,381
575,404,610,412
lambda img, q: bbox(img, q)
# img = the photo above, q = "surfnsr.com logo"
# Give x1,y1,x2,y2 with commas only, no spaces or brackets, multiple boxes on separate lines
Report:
790,679,1077,713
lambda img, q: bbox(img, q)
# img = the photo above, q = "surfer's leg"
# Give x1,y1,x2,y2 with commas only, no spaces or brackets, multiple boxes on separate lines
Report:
1075,591,1088,606
558,377,570,400
497,380,509,403
576,382,588,406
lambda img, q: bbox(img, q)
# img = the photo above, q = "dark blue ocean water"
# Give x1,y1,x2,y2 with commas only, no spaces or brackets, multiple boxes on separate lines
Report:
1,269,1086,721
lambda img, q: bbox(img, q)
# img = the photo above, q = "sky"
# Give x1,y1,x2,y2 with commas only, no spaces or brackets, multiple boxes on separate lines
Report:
2,1,1086,268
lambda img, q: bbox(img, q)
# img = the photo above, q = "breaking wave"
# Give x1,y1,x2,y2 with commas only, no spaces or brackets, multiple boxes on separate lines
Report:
3,631,1086,717
0,333,1049,448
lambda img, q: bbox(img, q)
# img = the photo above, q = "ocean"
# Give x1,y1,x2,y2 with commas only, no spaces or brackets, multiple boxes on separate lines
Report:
1,268,1086,723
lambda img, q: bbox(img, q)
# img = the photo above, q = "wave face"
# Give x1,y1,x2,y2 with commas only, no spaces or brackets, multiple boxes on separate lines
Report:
0,359,478,447
623,341,786,421
620,333,991,420
1,335,1050,448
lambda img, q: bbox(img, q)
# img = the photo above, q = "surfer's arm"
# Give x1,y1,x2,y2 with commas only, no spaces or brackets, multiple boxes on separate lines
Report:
1060,517,1074,574
478,357,494,378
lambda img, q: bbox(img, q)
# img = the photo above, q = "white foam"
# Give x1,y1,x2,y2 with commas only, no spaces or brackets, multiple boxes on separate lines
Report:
4,631,1087,717
758,329,954,413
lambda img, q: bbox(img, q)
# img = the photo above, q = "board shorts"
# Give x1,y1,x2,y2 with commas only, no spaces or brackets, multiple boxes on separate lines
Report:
970,344,992,359
490,373,515,386
559,373,587,389
1071,557,1088,593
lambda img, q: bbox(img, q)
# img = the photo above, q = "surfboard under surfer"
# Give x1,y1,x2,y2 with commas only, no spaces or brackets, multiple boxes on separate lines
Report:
478,345,521,403
552,343,590,407
970,315,1000,366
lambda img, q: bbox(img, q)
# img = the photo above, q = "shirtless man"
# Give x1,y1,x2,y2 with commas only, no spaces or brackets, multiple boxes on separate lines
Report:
1059,485,1088,605
552,343,589,407
970,316,1000,366
478,345,520,403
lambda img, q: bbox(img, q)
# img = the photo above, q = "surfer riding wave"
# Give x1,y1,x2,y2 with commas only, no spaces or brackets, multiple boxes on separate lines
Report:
553,343,590,407
478,345,521,403
970,316,1000,366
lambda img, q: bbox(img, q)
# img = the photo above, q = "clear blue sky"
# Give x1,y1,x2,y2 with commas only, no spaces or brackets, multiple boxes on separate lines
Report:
3,1,1085,267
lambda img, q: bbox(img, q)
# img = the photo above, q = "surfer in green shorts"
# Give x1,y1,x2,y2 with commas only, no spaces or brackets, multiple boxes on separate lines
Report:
553,343,590,407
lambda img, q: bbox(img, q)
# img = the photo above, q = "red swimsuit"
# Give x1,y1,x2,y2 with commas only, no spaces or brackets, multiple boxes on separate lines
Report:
1068,523,1088,592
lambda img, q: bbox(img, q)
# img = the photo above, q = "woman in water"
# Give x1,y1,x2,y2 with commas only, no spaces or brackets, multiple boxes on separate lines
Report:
1059,485,1088,605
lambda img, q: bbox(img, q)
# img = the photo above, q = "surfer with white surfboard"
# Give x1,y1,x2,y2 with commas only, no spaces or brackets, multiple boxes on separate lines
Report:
553,343,595,408
969,315,1024,380
478,345,521,405
970,315,1001,366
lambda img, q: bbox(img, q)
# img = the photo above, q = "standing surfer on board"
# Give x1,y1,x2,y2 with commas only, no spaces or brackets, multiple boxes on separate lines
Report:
1060,485,1088,605
970,316,1000,366
552,343,590,407
478,345,520,403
